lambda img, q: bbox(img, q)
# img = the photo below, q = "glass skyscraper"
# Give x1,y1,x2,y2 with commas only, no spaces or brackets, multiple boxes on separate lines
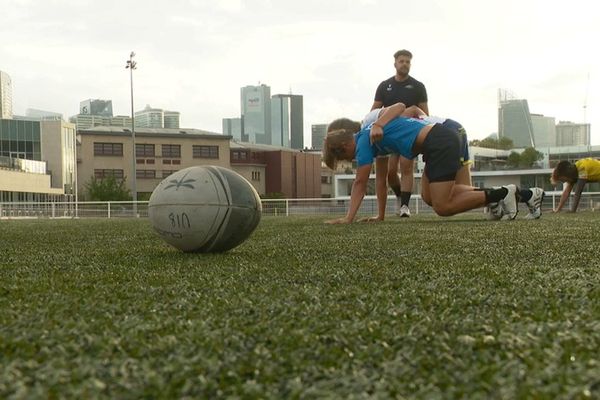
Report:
241,84,271,145
498,95,535,148
271,94,303,149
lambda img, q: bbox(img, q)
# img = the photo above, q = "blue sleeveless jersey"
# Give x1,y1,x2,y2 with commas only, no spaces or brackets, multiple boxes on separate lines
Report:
355,117,429,167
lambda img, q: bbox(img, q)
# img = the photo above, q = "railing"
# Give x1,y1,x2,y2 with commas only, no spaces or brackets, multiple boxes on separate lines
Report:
1,192,598,219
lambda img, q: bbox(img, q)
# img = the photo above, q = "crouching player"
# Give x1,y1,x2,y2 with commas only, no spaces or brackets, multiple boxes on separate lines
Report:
323,103,544,224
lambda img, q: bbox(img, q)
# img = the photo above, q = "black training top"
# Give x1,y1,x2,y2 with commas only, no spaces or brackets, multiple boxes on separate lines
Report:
374,76,428,107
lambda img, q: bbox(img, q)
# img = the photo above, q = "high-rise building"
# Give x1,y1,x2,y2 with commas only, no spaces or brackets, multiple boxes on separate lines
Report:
163,111,180,129
241,84,271,145
135,105,164,128
531,114,556,148
80,99,113,116
498,89,535,148
311,124,327,150
25,108,63,121
0,71,13,119
223,117,243,141
271,94,303,149
556,121,591,146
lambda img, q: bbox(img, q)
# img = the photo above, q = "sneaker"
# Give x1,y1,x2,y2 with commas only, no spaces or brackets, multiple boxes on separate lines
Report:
500,184,518,220
394,198,403,216
399,205,411,218
486,202,504,220
524,187,545,220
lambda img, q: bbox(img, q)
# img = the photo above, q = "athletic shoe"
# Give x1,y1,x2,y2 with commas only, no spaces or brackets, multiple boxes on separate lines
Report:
500,184,518,220
394,198,403,216
399,205,411,218
524,187,545,220
486,202,504,220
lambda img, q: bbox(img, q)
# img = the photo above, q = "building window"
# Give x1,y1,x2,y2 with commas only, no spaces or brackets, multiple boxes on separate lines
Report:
232,150,247,160
146,159,155,164
252,171,261,181
136,143,155,157
162,170,177,178
94,142,123,156
193,145,219,159
136,169,156,179
94,169,124,179
162,144,181,158
136,159,145,164
163,159,171,165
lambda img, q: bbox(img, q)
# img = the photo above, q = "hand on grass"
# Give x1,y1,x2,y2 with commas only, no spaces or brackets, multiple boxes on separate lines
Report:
324,217,352,225
357,216,383,223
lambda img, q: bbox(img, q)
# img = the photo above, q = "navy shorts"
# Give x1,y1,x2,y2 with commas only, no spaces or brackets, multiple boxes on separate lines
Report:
422,124,463,182
442,119,470,165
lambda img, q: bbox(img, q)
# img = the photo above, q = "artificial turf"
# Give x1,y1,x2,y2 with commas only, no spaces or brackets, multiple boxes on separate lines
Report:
1,213,599,398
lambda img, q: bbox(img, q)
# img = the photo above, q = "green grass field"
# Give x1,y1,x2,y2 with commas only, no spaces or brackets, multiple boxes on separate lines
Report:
1,213,599,399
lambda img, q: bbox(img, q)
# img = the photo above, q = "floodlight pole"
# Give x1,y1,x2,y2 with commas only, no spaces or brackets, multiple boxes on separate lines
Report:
126,51,138,216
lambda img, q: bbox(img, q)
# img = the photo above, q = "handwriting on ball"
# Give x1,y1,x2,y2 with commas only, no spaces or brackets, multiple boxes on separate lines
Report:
169,212,191,229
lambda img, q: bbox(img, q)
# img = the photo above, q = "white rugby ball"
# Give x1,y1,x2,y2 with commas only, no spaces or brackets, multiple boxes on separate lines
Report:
148,166,262,252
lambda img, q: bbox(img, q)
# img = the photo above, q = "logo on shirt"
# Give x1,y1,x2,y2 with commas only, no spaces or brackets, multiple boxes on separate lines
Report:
386,84,392,91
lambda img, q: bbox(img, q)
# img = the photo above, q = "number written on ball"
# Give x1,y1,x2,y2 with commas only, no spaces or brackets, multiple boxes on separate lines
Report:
169,212,191,229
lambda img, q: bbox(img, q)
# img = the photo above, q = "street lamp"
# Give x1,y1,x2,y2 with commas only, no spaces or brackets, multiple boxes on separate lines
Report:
126,51,137,216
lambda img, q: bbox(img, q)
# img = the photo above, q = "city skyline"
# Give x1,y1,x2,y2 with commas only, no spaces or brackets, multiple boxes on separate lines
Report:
1,0,599,147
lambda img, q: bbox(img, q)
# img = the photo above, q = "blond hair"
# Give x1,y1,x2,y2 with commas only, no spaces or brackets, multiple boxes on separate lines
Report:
322,128,355,170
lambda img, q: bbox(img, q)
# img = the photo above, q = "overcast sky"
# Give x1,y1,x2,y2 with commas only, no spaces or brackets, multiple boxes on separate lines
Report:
1,0,599,146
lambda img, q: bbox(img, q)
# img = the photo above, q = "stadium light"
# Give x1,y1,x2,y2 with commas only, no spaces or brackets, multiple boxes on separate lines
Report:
126,51,137,216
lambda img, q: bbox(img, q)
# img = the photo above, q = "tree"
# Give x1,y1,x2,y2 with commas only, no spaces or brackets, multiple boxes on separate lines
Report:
84,175,131,201
506,147,544,169
519,147,544,168
497,137,514,150
506,152,522,168
469,137,514,150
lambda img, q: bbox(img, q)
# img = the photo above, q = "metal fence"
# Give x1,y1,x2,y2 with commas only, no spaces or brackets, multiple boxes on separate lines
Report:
1,192,599,219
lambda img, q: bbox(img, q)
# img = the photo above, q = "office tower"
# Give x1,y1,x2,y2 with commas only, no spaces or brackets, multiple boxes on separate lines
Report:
25,108,63,121
223,117,243,141
0,70,13,119
498,89,535,148
135,105,164,128
271,94,303,149
556,121,591,146
241,84,271,145
80,99,113,116
163,111,180,129
530,114,556,148
311,124,327,150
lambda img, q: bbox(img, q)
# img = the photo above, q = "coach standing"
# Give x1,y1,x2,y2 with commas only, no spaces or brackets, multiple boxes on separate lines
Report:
371,49,428,217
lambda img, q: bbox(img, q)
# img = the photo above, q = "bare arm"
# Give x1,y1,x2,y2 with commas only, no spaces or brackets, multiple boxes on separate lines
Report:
570,179,587,212
417,101,429,116
359,157,389,222
555,182,573,212
370,102,407,143
402,105,427,119
325,164,372,224
371,100,383,111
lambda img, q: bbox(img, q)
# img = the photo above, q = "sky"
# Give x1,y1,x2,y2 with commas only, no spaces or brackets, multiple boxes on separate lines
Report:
1,0,599,147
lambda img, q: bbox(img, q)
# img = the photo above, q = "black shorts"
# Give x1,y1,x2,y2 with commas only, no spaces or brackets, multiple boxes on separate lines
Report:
422,124,462,182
